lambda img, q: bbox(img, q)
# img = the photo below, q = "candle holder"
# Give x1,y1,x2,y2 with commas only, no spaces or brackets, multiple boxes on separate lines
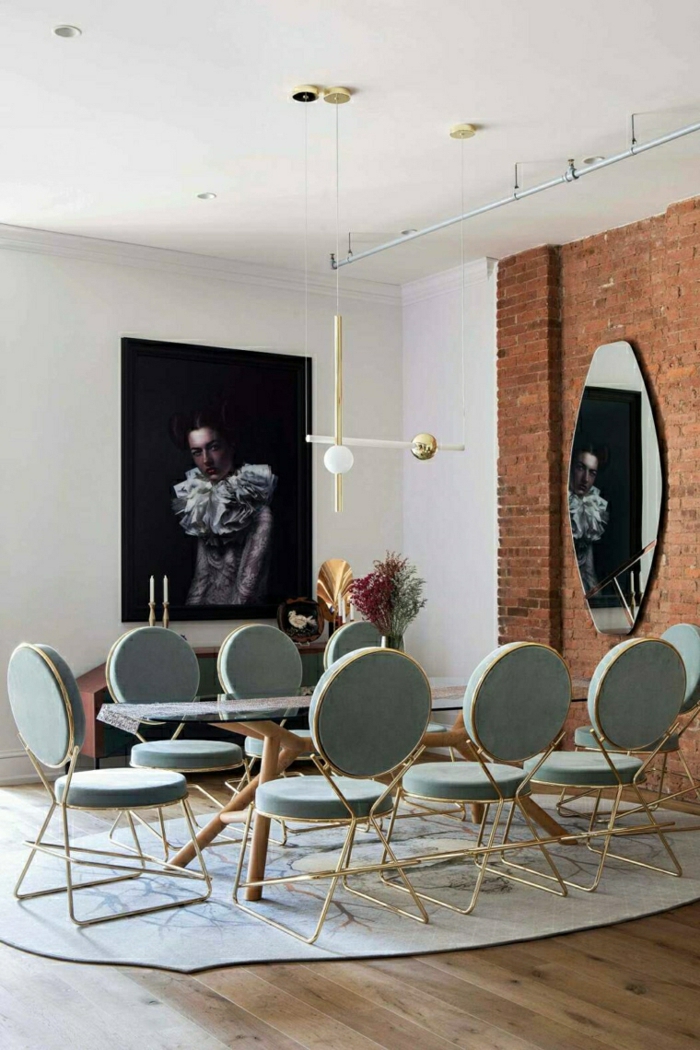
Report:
162,601,170,629
148,601,157,627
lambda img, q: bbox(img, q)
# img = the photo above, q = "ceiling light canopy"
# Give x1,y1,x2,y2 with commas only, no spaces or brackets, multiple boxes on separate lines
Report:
52,25,82,38
196,192,217,200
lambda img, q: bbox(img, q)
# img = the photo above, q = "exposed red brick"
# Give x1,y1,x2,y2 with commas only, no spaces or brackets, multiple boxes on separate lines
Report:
497,199,700,779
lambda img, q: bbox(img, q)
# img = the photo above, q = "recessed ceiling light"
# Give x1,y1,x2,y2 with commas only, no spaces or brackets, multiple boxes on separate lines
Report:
53,24,82,38
197,192,217,200
583,156,605,165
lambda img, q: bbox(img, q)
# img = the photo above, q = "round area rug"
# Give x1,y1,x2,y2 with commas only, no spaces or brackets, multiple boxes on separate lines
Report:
1,796,699,972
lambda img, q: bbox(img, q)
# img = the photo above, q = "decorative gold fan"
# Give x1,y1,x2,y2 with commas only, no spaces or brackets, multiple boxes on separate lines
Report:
317,559,353,623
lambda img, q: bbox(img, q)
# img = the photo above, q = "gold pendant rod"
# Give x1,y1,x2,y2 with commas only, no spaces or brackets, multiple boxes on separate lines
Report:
334,314,343,513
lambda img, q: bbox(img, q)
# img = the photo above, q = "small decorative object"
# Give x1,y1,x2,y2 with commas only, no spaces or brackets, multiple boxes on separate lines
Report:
162,574,170,629
277,598,322,643
349,552,427,650
317,558,353,629
148,575,156,627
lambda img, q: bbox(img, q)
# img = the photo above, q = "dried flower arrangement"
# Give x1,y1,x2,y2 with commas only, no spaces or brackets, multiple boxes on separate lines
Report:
349,552,427,647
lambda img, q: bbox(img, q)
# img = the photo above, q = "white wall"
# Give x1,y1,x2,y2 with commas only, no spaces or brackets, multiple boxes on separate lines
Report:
402,259,498,677
0,226,403,782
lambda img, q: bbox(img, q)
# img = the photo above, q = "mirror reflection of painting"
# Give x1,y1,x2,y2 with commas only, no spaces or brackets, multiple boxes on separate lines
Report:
170,402,277,606
568,441,609,593
568,341,662,635
122,338,312,622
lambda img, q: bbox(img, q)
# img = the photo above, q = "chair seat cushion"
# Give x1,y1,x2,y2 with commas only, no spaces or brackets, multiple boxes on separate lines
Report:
523,751,643,787
130,739,243,771
55,768,187,809
255,774,394,820
245,729,313,759
403,761,530,802
574,725,679,753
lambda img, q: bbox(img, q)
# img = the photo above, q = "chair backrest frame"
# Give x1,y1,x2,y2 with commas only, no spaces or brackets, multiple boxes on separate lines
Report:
661,623,700,715
465,642,572,764
106,626,200,705
217,623,303,697
8,643,85,768
310,647,432,778
589,637,686,751
323,620,382,670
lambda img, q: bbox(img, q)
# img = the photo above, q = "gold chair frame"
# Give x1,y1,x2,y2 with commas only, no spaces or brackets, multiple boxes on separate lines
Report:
232,750,429,944
13,644,212,927
380,735,568,914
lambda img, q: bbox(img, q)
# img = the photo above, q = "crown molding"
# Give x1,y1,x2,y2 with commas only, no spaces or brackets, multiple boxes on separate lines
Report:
401,258,497,306
0,223,402,305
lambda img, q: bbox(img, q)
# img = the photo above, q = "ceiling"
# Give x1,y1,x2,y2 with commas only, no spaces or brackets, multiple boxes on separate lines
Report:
3,0,700,284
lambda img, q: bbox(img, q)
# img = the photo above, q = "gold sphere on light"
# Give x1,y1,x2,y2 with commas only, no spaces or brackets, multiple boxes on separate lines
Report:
411,433,438,461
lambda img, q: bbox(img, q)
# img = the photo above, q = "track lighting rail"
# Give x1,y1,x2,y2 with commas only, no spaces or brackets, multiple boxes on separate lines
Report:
331,118,700,270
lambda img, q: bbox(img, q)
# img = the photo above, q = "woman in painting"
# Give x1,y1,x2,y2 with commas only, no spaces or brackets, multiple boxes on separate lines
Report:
170,402,277,605
568,440,609,594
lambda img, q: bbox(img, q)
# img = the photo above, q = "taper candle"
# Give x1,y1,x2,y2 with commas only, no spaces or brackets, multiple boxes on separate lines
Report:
149,575,155,602
163,575,169,603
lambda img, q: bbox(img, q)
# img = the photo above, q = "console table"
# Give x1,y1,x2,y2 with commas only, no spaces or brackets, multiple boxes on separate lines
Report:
75,639,327,769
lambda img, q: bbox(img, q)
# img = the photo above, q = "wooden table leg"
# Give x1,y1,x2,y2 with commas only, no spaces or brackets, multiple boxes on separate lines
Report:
170,722,306,869
244,733,281,902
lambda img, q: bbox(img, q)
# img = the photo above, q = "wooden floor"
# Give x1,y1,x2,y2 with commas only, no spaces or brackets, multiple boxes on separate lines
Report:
2,777,700,1050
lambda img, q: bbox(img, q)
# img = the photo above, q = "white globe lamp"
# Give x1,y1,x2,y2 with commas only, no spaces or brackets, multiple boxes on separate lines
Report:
324,444,354,475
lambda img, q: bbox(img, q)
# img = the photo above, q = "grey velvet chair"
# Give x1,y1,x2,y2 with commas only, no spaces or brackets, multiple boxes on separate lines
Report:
8,643,211,926
323,620,382,669
563,623,700,813
218,623,314,786
383,641,571,915
107,627,245,852
525,637,686,892
232,646,432,944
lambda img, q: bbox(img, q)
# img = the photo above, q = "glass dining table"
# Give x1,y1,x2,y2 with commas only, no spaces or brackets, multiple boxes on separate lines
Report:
98,678,585,900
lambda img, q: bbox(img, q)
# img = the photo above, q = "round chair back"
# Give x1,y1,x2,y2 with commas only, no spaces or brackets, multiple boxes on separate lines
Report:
309,647,431,777
588,638,686,750
107,627,200,704
464,642,571,763
218,624,302,696
7,643,86,767
661,623,700,713
324,621,382,670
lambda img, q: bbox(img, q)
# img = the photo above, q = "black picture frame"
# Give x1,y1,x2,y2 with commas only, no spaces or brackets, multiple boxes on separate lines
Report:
121,337,312,622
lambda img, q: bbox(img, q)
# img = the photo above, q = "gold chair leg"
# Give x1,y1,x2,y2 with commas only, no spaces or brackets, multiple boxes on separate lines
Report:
382,799,503,916
232,806,360,944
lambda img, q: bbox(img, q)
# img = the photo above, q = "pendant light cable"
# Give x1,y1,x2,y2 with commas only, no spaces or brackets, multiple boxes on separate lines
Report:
335,102,340,315
304,103,310,439
460,137,466,444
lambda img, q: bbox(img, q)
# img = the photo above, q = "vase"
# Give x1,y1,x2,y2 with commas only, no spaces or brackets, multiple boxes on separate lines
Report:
381,634,405,651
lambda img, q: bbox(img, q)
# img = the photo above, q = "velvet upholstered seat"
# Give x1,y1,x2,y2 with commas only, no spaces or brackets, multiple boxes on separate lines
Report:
568,624,700,809
232,646,432,944
528,637,686,892
7,643,211,925
388,641,572,914
107,627,243,775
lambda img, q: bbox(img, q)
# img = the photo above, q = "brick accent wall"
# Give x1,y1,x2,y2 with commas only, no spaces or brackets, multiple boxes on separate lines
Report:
497,197,700,777
497,246,563,649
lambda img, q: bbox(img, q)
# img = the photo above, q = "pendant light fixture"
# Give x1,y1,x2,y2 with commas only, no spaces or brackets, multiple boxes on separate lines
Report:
294,84,470,512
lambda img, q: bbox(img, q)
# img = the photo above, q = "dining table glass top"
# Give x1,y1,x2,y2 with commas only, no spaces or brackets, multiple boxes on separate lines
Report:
96,676,590,737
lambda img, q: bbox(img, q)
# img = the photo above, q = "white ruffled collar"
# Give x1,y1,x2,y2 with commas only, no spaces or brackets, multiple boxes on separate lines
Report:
172,464,277,540
569,486,608,542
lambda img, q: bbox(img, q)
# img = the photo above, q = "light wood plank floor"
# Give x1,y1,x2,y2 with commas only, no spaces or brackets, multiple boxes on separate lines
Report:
2,776,700,1050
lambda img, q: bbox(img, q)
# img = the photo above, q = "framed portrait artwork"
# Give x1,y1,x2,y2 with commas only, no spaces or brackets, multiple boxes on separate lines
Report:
121,338,312,621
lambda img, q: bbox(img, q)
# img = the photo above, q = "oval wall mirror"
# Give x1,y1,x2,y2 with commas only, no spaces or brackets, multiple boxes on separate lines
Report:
568,341,662,635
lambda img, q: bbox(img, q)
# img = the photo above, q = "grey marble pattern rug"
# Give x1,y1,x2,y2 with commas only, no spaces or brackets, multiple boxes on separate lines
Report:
1,796,699,972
